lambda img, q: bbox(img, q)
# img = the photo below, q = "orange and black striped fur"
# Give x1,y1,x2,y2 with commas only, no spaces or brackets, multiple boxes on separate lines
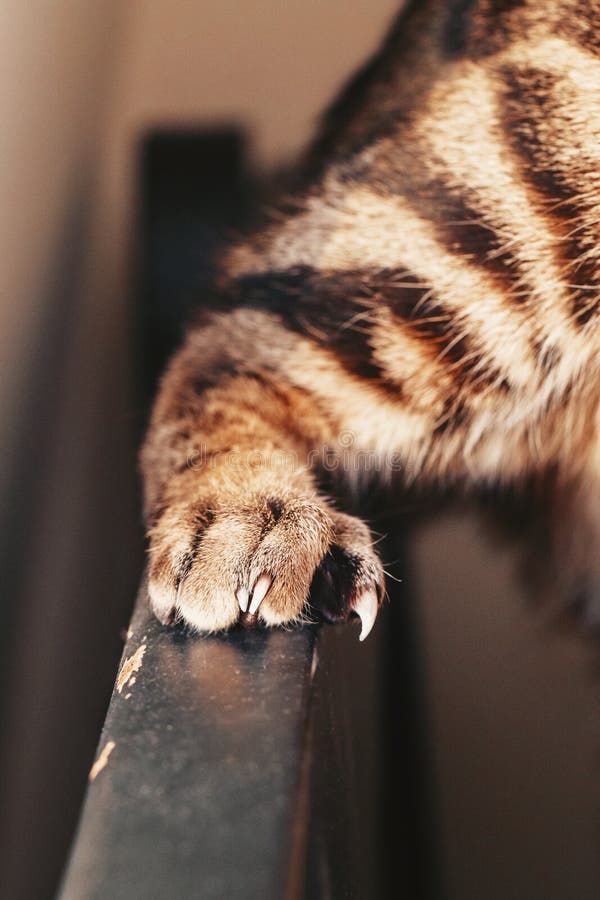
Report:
141,0,600,637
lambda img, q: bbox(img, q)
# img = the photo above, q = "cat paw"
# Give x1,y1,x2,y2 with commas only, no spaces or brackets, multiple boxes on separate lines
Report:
147,496,384,638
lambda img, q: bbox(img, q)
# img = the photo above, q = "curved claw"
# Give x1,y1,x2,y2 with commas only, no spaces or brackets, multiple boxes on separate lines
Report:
249,573,273,614
353,588,379,641
236,586,250,613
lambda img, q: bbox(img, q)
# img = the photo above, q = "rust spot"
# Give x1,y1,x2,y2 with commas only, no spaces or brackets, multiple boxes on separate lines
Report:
116,643,146,694
89,740,116,781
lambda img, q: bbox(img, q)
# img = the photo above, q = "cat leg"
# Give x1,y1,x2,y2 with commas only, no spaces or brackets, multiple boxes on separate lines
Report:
141,323,385,637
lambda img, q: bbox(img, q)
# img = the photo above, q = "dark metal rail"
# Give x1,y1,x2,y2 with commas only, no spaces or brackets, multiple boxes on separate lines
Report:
58,573,419,899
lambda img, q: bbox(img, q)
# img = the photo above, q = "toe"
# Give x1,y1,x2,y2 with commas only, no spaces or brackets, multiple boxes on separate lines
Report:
148,576,178,626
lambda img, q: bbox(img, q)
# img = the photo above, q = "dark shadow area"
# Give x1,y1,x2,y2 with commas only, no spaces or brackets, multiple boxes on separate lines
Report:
138,128,255,397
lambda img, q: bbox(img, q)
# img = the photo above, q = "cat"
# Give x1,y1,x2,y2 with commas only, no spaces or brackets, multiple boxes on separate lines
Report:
141,0,600,640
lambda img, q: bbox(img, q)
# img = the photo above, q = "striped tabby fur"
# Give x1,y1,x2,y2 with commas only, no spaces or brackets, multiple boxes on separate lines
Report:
142,0,600,636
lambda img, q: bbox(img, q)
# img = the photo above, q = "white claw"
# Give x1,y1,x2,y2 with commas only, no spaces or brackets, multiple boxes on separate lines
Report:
353,589,378,642
236,586,250,613
249,574,272,614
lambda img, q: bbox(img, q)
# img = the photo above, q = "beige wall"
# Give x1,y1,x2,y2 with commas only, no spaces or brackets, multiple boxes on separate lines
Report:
0,0,124,476
114,0,398,168
91,0,400,385
0,0,399,475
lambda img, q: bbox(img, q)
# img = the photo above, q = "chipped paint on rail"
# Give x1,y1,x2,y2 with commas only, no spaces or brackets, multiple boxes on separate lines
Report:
89,740,116,781
116,644,146,694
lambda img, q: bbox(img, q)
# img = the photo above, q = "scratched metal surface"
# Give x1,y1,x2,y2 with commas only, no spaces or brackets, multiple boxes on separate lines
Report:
57,572,405,900
59,589,317,900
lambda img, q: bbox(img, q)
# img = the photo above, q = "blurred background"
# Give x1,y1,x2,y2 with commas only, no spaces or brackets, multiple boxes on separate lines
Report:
0,2,598,898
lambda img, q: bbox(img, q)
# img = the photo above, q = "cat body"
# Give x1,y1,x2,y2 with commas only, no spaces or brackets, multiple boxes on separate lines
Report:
142,0,600,636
